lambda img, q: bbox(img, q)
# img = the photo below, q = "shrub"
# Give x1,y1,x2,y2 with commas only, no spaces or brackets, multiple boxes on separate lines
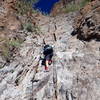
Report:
23,22,34,32
15,0,37,15
23,22,41,34
79,0,91,8
8,39,22,48
0,37,23,62
63,0,91,13
65,3,80,13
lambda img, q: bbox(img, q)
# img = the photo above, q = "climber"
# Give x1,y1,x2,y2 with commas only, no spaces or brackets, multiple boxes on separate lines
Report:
41,44,53,71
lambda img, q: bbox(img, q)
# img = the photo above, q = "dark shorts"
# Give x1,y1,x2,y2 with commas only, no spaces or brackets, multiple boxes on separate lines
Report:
42,54,53,66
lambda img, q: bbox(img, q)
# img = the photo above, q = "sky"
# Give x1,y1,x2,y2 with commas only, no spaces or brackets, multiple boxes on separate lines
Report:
33,0,59,14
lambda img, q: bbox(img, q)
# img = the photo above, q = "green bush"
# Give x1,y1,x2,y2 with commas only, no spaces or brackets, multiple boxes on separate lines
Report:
16,0,37,15
23,22,34,32
23,22,41,34
0,38,23,62
63,0,91,13
79,0,91,8
8,39,22,48
65,3,80,13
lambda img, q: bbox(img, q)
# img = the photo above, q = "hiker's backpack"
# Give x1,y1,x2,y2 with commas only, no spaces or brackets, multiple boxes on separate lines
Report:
43,45,53,55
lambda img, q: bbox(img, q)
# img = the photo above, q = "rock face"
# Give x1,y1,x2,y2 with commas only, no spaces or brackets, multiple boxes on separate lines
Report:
0,12,100,100
6,15,22,31
0,1,100,99
72,0,100,41
0,0,22,31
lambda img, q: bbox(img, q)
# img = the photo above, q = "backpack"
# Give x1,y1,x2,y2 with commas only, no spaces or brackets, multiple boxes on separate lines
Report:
43,45,53,55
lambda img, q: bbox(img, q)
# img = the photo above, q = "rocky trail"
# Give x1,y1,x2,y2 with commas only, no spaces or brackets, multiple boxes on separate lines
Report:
0,12,100,100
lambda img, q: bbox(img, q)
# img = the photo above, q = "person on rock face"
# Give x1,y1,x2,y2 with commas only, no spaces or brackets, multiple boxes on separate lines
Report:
42,45,53,71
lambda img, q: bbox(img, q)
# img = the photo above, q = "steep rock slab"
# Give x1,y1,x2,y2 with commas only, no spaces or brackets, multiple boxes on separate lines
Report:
0,12,100,100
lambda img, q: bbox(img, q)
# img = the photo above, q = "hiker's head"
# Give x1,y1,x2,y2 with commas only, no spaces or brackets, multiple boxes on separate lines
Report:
44,45,53,50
